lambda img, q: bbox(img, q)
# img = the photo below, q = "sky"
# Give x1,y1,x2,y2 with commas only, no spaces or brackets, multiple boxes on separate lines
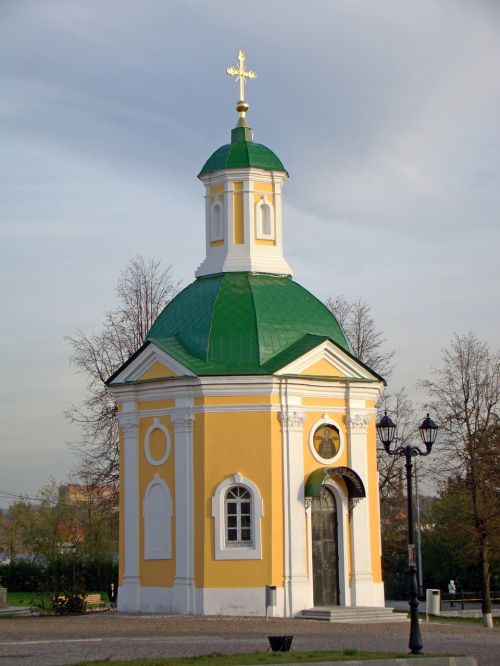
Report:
1,0,500,507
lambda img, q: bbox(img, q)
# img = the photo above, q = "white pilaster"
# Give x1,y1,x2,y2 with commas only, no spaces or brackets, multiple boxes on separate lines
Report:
118,408,141,612
346,410,375,606
171,403,196,613
279,409,312,616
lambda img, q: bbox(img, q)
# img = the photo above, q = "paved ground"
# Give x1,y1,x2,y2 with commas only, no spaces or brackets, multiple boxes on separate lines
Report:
0,613,498,666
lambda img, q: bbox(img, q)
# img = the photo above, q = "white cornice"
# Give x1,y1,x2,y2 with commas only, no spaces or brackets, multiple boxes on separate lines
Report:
199,168,287,185
110,373,383,407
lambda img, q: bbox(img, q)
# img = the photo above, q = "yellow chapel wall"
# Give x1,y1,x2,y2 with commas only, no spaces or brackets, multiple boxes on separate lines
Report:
137,414,176,587
196,399,283,589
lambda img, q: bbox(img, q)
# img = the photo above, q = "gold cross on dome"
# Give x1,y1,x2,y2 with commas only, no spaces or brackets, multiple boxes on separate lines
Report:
226,50,256,103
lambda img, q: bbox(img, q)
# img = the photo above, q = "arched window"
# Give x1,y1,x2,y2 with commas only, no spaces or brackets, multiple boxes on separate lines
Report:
255,198,275,240
225,485,252,546
212,473,263,560
210,201,223,241
261,204,271,236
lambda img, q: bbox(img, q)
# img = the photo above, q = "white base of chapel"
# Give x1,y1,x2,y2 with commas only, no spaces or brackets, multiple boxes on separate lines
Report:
118,583,385,616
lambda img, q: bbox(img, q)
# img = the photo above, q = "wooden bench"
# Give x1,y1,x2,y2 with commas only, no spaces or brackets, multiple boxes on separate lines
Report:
84,593,107,610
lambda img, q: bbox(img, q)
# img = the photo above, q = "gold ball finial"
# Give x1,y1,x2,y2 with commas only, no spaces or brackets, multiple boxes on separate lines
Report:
236,101,249,113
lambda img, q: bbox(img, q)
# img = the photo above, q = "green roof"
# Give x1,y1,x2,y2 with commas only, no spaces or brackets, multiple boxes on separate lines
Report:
140,272,352,376
199,126,287,177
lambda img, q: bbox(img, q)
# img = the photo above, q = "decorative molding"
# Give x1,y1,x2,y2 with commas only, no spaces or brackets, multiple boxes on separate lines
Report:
347,413,371,432
118,412,139,434
279,410,306,431
144,418,171,466
171,409,195,432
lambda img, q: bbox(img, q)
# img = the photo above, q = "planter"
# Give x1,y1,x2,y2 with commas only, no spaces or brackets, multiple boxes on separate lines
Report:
268,635,293,652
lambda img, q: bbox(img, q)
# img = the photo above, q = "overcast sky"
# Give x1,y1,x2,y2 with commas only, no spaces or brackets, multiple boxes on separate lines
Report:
1,0,499,507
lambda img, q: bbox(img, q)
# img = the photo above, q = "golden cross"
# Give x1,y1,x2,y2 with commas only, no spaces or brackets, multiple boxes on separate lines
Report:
226,50,256,102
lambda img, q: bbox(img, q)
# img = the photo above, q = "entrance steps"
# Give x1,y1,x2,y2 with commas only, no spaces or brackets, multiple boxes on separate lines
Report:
299,606,408,623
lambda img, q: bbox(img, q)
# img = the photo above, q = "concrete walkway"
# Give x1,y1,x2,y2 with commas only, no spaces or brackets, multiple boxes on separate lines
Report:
0,613,496,666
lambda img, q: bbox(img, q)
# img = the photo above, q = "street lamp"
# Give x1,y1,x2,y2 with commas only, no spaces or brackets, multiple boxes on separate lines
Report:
376,411,438,655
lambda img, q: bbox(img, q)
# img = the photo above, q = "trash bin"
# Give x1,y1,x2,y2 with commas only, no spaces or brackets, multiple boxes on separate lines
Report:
426,588,441,615
265,585,277,607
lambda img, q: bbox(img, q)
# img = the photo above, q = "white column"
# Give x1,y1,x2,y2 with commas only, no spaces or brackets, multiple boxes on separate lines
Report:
243,177,252,253
118,410,141,612
279,409,312,616
171,406,196,613
347,411,374,606
273,178,284,254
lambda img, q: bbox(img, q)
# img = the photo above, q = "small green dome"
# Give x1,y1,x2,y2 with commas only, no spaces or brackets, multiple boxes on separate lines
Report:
146,272,352,375
199,126,287,177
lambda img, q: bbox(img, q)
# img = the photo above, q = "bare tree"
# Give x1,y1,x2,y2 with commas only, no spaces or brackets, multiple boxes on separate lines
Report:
420,333,500,628
326,295,395,378
66,256,179,490
377,387,418,500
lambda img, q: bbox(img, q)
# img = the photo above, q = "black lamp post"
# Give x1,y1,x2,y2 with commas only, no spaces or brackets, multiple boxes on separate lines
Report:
376,411,438,655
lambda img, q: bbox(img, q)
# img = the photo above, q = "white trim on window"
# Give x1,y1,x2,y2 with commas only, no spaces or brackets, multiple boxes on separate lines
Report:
211,472,263,560
143,473,173,560
255,197,275,240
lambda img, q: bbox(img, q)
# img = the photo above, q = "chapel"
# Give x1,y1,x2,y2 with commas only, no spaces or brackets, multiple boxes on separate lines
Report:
108,51,387,617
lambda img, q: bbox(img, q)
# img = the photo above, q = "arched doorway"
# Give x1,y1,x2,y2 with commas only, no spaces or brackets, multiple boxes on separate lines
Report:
311,487,339,606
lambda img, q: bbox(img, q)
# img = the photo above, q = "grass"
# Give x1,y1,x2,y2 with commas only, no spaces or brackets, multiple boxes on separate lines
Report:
67,650,431,666
6,591,108,612
6,591,54,609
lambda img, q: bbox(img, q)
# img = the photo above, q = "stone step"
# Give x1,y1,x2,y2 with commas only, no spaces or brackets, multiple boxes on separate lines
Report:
0,606,35,617
299,606,408,623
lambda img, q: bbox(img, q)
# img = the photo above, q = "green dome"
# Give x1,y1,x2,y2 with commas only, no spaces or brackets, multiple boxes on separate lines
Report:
199,126,287,177
146,272,352,375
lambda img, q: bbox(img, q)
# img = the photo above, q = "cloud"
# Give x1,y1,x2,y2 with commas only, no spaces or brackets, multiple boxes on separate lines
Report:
1,0,499,503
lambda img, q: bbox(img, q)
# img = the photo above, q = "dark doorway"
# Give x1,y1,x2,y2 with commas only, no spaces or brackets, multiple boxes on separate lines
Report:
312,486,340,606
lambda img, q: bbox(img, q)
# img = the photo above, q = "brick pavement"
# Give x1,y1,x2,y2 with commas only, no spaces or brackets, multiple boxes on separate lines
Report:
0,613,498,666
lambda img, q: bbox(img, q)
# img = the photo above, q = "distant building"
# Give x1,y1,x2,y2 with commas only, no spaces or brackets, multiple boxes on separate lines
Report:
58,484,114,505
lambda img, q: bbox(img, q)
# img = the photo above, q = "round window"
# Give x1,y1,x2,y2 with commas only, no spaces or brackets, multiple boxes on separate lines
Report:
313,424,340,460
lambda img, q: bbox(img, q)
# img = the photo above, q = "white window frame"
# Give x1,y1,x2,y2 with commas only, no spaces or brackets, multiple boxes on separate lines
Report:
210,200,224,242
143,473,173,560
211,472,263,560
255,196,275,240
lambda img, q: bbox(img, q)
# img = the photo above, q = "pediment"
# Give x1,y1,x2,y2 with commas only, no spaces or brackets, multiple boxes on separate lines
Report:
109,343,195,384
275,339,381,382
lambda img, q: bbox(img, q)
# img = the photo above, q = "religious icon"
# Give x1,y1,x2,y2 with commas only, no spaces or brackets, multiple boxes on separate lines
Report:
313,425,340,460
